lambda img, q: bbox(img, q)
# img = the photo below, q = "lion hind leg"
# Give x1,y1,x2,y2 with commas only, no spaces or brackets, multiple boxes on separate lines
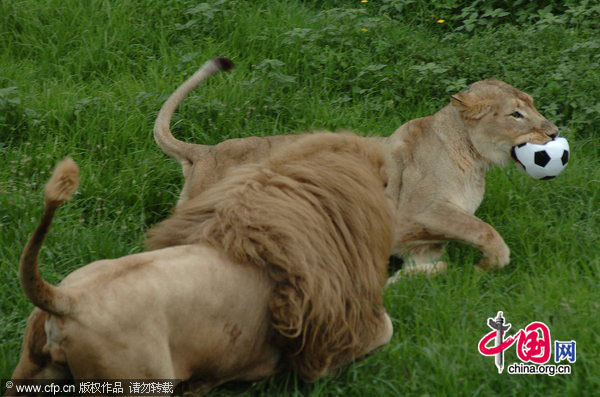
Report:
343,312,393,365
366,312,393,353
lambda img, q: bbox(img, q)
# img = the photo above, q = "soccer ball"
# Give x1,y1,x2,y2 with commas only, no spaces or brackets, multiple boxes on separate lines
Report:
511,137,570,180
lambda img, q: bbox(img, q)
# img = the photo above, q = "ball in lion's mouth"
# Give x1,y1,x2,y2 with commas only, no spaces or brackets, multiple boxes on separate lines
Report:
511,137,570,180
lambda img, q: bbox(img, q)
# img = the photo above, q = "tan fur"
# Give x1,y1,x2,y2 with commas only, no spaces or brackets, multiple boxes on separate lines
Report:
154,66,558,279
20,158,78,317
383,78,557,279
43,158,78,205
146,132,393,379
11,134,393,394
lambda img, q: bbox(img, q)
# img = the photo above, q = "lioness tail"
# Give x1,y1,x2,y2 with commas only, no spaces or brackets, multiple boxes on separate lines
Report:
154,57,235,163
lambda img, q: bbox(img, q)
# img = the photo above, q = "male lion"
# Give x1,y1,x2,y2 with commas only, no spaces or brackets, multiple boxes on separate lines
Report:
154,58,559,280
9,133,393,395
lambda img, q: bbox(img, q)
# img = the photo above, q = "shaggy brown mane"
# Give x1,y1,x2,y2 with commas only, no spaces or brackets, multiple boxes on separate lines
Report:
146,132,393,380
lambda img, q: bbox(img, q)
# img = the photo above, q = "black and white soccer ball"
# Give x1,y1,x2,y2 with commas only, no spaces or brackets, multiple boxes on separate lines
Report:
511,137,570,180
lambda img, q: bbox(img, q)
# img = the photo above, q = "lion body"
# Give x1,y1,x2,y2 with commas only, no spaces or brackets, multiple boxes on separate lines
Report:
147,132,394,379
12,133,394,392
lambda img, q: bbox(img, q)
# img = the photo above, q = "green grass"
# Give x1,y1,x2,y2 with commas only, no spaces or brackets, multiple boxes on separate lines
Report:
1,0,598,395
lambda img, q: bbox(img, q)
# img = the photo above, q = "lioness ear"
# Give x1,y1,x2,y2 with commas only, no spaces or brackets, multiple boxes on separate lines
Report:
451,92,490,120
450,92,469,108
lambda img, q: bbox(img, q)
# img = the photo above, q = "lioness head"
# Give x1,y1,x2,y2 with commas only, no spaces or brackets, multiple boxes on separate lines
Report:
451,79,559,166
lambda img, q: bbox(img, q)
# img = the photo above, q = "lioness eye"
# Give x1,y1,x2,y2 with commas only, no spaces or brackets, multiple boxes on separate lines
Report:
511,111,523,118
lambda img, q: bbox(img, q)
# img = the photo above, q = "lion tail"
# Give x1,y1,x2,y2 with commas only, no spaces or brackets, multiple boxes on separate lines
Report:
19,158,79,316
154,57,235,164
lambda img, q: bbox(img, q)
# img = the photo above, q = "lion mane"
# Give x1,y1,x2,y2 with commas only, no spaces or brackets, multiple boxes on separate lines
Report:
146,132,394,380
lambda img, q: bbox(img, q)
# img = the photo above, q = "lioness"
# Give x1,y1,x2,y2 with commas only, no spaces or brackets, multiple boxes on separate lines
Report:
154,58,559,280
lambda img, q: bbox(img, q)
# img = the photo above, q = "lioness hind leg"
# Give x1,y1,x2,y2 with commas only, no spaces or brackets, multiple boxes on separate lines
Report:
386,243,447,285
386,262,447,286
403,261,448,275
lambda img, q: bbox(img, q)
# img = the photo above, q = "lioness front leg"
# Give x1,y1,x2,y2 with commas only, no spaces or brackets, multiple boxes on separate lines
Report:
414,205,510,270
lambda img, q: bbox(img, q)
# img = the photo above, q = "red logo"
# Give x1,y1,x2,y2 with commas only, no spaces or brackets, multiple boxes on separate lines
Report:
479,321,551,364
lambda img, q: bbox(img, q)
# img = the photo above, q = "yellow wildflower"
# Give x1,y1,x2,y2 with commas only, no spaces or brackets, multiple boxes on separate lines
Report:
361,0,368,3
437,19,445,24
360,28,368,32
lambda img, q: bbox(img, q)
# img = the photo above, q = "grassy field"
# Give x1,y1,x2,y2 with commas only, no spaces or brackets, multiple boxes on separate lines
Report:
1,0,598,395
